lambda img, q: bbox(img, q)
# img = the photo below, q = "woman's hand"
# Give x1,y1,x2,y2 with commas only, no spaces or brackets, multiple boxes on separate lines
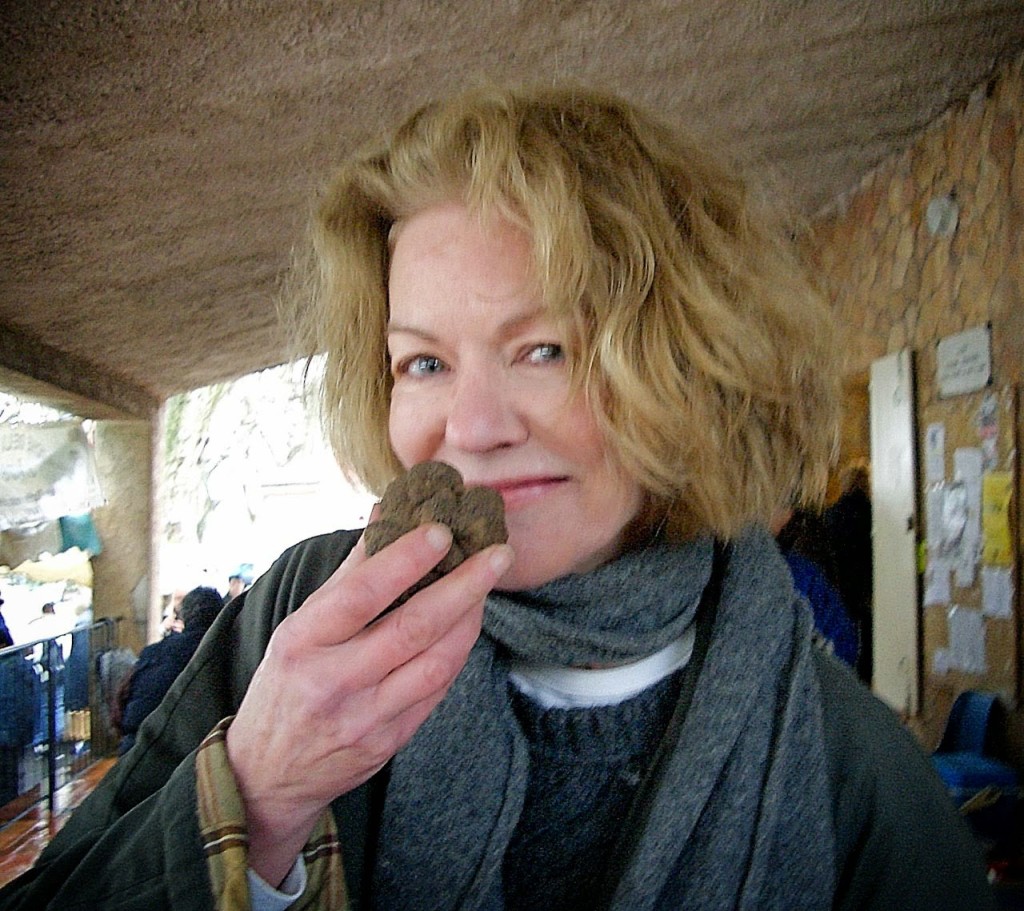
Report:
225,519,513,887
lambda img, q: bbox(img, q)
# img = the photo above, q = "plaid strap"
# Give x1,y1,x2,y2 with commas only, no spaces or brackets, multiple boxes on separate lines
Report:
196,717,349,911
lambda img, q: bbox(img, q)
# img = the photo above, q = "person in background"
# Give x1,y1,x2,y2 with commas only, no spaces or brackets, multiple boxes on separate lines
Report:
1,83,994,911
160,589,187,637
25,601,68,743
824,462,874,684
223,563,254,605
116,586,224,755
27,602,63,639
776,508,859,667
0,611,42,808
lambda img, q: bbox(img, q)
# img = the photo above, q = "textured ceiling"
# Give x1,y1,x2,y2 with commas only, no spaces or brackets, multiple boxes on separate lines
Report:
3,1,1024,418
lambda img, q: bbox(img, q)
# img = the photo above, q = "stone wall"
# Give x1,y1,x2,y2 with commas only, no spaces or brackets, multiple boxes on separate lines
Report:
806,53,1024,752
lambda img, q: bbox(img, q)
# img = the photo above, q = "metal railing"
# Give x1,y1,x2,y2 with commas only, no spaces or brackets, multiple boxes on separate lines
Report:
0,617,127,828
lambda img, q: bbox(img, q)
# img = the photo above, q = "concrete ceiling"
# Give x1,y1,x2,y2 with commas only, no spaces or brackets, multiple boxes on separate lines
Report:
3,1,1024,419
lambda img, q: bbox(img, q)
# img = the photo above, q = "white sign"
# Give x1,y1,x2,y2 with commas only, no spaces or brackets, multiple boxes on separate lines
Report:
936,324,991,398
0,423,104,530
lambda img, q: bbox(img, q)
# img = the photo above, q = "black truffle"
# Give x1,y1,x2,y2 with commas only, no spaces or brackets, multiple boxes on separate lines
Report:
364,461,508,606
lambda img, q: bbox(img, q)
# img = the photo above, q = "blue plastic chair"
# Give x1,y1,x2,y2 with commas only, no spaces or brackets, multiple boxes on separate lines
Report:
933,691,1018,851
937,690,1002,754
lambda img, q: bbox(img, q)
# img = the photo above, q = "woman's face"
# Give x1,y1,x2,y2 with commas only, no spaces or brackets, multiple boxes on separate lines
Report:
387,203,646,590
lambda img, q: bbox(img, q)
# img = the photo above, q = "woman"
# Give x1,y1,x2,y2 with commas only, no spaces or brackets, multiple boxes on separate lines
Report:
0,85,991,910
116,586,226,755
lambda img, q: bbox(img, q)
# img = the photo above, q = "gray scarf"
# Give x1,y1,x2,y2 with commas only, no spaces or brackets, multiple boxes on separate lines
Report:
371,527,835,910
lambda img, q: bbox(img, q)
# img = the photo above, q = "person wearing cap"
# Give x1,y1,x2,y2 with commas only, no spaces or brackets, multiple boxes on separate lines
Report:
223,564,254,606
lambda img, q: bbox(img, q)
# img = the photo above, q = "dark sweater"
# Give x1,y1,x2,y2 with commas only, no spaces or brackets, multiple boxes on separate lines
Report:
502,672,682,910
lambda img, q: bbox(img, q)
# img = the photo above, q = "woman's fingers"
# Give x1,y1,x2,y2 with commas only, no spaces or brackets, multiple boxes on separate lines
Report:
320,586,492,790
227,535,513,814
296,521,455,644
225,526,514,887
353,542,511,689
368,572,489,721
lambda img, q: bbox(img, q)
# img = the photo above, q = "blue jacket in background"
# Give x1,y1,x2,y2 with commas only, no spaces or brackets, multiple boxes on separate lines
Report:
0,651,42,749
784,552,859,667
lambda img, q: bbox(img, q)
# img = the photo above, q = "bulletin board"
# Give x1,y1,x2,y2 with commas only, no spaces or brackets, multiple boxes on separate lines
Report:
920,383,1019,720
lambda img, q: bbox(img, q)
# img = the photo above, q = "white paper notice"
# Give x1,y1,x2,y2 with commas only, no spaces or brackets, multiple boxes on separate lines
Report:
948,607,986,674
925,422,946,484
953,448,983,588
936,324,992,398
926,486,946,553
941,482,967,558
982,566,1013,619
924,557,952,606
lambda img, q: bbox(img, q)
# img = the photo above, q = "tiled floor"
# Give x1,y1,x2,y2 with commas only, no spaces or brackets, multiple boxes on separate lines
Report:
0,757,115,889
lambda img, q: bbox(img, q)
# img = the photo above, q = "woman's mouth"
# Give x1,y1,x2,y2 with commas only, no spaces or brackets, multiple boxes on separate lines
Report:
480,476,568,510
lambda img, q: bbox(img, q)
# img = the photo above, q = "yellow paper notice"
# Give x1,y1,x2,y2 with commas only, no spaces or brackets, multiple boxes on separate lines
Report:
982,471,1013,566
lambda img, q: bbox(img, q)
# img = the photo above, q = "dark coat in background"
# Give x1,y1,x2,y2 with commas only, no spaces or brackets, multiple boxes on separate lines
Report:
0,649,42,806
824,484,874,682
117,627,208,754
117,586,223,754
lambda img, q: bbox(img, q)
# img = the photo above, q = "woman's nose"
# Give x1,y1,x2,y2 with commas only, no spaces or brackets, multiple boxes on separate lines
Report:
444,367,528,452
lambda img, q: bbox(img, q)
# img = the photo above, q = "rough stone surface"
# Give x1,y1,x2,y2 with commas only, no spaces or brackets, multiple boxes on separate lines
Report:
365,461,507,608
3,1,1024,413
805,52,1024,751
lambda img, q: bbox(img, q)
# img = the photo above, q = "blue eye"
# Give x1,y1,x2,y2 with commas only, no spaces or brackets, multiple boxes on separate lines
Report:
403,355,446,377
525,343,564,364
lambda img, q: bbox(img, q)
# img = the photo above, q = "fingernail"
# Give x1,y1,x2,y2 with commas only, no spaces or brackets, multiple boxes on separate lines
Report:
425,524,452,551
489,545,514,576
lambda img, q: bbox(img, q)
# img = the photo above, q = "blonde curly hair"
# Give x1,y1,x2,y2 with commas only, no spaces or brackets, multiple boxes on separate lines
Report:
283,83,840,540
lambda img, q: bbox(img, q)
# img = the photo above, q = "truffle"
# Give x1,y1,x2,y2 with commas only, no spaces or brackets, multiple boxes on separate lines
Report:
364,461,508,607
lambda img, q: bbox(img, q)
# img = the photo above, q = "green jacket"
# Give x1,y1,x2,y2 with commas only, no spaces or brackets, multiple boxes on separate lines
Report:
0,530,996,910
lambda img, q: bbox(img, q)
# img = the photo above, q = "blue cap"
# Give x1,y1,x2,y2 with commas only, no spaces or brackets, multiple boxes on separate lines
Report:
230,563,254,585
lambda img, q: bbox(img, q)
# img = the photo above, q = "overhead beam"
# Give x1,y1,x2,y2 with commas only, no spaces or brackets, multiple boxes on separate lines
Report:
0,324,159,420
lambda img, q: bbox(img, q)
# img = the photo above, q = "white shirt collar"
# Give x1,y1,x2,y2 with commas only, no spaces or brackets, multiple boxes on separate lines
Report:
507,625,695,709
